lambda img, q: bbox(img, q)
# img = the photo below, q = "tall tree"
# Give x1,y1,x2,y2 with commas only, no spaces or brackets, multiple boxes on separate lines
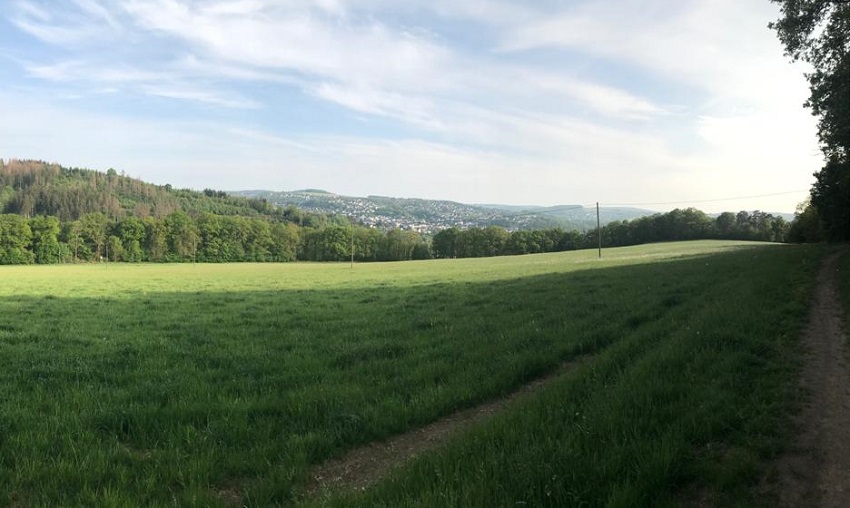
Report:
771,0,850,240
246,219,273,262
0,214,35,264
29,215,64,264
164,211,199,261
143,217,168,261
432,227,460,258
79,212,109,259
117,217,145,262
270,222,300,262
810,155,850,240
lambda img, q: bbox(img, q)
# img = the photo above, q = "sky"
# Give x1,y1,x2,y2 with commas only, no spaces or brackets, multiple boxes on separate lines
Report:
0,0,824,213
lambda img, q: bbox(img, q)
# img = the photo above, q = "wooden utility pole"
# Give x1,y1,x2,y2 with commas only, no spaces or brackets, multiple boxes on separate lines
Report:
597,202,602,259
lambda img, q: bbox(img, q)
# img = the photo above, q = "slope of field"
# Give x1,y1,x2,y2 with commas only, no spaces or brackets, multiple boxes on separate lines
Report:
309,242,821,507
0,241,819,506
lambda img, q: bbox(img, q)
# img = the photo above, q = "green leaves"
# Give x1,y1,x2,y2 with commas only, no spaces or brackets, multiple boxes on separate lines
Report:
772,0,850,241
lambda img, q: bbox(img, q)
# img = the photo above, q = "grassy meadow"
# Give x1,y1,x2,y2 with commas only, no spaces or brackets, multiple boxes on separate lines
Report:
0,240,821,506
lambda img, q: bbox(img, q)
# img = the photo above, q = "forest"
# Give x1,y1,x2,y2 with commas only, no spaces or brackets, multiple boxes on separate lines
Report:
0,159,790,264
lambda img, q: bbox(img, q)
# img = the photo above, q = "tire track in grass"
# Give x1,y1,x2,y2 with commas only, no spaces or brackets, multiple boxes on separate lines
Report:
301,356,592,498
774,249,850,507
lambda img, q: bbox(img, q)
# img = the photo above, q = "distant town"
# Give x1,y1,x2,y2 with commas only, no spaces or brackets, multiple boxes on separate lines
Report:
231,189,656,233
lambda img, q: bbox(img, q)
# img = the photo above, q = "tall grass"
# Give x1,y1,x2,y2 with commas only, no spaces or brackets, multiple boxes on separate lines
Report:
0,241,819,506
312,243,821,507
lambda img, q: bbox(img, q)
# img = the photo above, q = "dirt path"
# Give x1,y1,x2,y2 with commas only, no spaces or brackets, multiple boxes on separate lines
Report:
774,249,850,507
303,356,588,498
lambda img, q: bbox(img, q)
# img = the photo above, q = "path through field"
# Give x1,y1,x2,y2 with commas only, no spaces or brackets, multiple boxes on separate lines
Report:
775,249,850,507
304,357,587,498
302,248,850,504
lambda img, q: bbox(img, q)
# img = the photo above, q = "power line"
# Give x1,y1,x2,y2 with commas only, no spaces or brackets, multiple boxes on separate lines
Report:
493,190,807,220
605,190,808,208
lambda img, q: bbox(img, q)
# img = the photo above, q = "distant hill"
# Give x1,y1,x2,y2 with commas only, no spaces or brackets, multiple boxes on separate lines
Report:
0,159,286,222
2,160,785,235
481,203,657,225
230,190,657,232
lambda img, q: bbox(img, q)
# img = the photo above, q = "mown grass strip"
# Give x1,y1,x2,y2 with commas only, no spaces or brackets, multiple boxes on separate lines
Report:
309,244,821,507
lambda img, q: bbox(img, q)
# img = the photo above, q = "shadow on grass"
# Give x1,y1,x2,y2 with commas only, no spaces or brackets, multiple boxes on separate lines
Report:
0,244,815,506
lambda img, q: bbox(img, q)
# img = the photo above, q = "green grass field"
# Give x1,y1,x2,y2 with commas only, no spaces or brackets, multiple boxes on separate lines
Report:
0,240,821,506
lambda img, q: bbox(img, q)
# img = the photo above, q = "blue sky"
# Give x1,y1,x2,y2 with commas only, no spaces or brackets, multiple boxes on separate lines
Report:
0,0,822,212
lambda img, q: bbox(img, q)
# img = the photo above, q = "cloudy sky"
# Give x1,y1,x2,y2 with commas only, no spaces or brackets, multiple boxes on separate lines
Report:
0,0,823,212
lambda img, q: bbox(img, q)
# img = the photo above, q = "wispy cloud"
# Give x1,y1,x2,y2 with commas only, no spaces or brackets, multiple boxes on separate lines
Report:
10,0,669,131
0,0,823,212
25,60,162,83
123,0,450,88
500,0,806,108
10,0,124,45
141,85,259,109
311,83,442,129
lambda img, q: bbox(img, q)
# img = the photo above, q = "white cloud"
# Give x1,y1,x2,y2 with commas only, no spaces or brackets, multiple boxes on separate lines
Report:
12,0,669,129
123,0,450,90
70,0,121,29
501,0,806,108
10,0,123,45
1,0,824,213
14,1,51,22
527,74,668,120
25,60,163,83
141,85,259,109
311,83,442,129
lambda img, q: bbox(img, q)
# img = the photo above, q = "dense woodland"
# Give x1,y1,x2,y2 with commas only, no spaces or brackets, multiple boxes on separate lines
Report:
771,0,849,242
0,159,791,264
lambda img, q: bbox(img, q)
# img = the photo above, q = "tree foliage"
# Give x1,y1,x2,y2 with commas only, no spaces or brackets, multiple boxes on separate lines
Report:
432,209,788,259
771,0,850,240
810,155,850,239
0,160,795,264
0,206,790,265
0,159,322,222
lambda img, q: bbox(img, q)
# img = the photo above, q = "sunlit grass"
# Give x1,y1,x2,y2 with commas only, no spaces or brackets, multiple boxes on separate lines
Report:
311,242,822,507
0,240,819,506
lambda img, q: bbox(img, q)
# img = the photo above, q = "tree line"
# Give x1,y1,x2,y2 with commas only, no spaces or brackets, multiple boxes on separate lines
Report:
0,211,432,264
771,1,849,242
431,208,788,258
0,207,788,265
0,159,793,264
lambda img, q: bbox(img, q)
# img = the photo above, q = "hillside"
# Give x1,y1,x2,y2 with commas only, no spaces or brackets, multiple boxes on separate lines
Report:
0,159,791,266
0,160,655,233
231,189,656,232
0,159,283,222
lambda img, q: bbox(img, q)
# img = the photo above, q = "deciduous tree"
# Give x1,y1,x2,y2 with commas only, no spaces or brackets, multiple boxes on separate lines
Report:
771,0,850,240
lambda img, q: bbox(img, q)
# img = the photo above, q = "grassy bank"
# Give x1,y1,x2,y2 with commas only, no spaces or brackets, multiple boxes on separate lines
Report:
0,241,819,505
